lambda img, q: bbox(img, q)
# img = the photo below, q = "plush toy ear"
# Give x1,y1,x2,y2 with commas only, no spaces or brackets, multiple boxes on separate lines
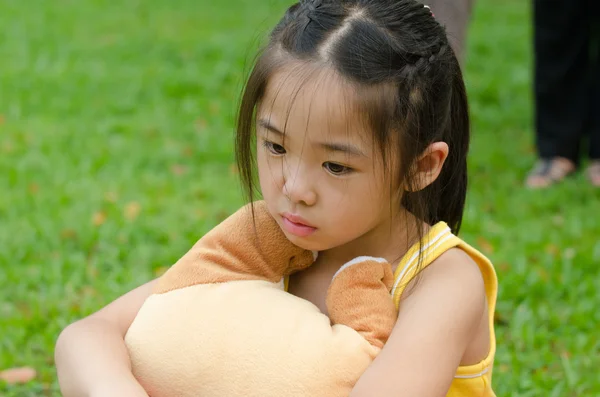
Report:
326,256,397,349
405,142,449,192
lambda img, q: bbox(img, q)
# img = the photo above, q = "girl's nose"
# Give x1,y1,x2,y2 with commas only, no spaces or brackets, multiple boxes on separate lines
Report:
282,165,317,206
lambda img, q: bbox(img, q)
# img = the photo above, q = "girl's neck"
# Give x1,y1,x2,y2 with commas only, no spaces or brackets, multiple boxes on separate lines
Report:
318,209,422,270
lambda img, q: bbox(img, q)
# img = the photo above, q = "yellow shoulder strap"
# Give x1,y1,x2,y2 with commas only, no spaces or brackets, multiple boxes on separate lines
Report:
391,222,498,318
454,239,498,318
391,222,459,308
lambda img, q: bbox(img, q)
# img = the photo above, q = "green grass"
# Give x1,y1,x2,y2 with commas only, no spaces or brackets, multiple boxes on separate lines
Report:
1,0,598,395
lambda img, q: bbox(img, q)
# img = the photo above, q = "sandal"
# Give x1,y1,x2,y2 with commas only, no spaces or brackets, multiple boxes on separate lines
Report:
525,157,576,189
586,160,600,187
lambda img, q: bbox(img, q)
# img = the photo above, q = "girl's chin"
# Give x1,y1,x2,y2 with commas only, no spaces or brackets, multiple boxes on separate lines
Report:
282,231,327,252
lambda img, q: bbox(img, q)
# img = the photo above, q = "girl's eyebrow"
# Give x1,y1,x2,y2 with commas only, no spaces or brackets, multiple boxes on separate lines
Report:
257,118,367,158
320,142,366,158
258,118,285,136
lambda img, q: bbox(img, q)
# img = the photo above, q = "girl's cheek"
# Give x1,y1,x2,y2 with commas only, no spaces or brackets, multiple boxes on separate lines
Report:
259,158,284,190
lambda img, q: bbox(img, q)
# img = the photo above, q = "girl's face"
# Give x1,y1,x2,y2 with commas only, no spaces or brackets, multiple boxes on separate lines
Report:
257,66,404,253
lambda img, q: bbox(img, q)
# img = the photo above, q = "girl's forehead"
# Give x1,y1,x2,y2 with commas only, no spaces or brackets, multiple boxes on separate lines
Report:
259,65,371,144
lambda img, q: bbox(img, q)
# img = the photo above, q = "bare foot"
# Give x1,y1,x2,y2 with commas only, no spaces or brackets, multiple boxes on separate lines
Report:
586,161,600,187
525,157,576,188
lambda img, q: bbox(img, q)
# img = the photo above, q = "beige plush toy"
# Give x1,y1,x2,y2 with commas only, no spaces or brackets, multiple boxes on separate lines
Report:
125,201,398,397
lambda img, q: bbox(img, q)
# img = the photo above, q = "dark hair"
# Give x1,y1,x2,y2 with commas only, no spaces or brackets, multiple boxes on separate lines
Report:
236,0,469,244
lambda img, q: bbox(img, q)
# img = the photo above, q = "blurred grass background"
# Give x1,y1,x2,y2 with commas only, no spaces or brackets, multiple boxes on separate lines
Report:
0,0,599,395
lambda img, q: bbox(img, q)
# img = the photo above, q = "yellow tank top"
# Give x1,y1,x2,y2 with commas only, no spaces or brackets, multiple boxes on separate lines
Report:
392,222,497,396
284,221,498,396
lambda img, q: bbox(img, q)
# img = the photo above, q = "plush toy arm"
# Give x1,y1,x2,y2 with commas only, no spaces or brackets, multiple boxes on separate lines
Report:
326,257,398,349
155,201,315,294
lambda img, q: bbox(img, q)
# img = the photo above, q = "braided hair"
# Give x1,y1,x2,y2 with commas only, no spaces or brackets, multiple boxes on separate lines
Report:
236,0,469,238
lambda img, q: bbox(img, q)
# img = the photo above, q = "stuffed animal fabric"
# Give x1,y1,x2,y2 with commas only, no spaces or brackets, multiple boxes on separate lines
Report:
125,201,398,397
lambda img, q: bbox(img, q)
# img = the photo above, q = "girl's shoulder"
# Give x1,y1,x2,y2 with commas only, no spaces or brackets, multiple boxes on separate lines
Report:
392,222,497,308
400,247,486,307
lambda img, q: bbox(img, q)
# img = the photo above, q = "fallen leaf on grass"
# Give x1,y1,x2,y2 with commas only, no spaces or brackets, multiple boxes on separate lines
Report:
28,183,39,194
481,203,494,214
1,141,15,154
60,229,77,240
476,237,495,254
545,244,560,257
195,119,207,131
124,202,141,220
170,164,187,176
16,302,33,319
182,146,194,157
92,211,107,226
209,102,220,114
81,285,97,298
0,367,37,384
229,163,238,175
536,267,549,281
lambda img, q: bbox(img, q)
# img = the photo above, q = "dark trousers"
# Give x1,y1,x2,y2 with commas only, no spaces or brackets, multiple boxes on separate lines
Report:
534,0,600,163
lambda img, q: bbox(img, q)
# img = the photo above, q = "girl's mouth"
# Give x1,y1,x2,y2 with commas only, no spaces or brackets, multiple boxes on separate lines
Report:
281,213,317,237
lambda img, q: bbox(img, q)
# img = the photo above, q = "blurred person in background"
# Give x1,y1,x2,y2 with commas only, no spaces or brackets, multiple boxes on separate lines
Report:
526,1,600,188
422,0,475,64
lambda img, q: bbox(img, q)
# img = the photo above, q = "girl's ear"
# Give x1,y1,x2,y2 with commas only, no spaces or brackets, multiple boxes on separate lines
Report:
406,142,449,192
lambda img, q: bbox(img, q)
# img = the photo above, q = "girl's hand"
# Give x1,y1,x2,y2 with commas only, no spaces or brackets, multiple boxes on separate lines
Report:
55,280,157,397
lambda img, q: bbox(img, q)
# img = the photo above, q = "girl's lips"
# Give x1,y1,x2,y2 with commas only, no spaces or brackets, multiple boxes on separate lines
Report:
281,214,316,237
282,213,315,227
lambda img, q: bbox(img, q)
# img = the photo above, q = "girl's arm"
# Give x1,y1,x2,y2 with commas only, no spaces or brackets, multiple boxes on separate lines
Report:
55,279,157,397
350,249,487,397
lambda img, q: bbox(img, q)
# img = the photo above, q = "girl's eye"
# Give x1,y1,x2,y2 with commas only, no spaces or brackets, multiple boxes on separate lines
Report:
323,162,353,175
264,141,286,155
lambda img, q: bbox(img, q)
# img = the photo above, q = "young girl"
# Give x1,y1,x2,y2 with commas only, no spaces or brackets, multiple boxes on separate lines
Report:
55,0,498,396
